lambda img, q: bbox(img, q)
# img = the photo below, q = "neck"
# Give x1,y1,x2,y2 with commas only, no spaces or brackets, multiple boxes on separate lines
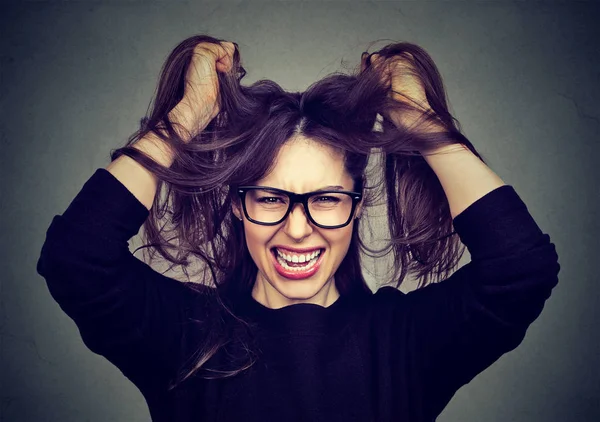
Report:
251,274,340,309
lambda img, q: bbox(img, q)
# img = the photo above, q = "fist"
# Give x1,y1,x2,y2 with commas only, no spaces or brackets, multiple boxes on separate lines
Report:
361,51,431,111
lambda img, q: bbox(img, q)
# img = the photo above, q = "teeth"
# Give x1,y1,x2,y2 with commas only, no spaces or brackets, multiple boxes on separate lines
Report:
276,254,320,271
275,248,322,264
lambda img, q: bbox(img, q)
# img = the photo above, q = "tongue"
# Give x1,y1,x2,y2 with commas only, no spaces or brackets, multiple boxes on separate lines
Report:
289,260,309,267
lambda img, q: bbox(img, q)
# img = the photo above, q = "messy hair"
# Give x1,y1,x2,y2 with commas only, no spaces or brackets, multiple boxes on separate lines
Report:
110,35,485,387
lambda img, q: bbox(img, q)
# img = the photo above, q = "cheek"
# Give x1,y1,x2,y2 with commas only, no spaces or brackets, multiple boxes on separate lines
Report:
325,227,354,258
243,226,275,255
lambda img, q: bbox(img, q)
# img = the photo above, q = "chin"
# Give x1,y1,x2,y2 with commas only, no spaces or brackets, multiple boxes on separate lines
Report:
276,280,325,300
269,273,334,303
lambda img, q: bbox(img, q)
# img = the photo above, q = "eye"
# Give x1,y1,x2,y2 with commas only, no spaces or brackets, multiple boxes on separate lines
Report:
314,195,341,203
257,196,285,204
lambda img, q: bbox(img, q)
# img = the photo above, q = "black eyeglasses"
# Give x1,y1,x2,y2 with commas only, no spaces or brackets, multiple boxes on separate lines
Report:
236,186,362,229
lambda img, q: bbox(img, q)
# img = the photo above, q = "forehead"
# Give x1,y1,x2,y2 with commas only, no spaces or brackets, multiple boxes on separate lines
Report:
257,136,351,191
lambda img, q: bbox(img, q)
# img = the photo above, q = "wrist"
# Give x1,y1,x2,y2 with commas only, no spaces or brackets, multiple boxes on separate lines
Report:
133,133,176,168
389,103,445,134
421,143,468,157
169,102,215,142
167,106,195,142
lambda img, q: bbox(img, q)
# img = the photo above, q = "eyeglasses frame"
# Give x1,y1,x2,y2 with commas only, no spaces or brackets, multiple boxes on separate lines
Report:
236,185,363,229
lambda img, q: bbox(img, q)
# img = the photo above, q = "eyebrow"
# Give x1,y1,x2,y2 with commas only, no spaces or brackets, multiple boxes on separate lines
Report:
258,185,346,192
316,185,345,191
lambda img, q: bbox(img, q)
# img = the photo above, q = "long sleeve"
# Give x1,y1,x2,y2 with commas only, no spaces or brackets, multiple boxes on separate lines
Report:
36,168,211,388
380,185,560,419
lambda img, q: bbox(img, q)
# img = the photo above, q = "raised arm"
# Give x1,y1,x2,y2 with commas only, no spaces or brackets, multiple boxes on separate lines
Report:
106,130,176,210
421,143,506,218
373,143,558,420
36,40,237,387
35,165,208,386
366,50,560,419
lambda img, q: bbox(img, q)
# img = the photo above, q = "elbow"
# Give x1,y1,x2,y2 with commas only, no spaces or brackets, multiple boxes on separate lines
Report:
472,241,561,328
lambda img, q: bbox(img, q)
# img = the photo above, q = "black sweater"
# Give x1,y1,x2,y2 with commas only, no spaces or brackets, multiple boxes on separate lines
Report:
36,168,560,422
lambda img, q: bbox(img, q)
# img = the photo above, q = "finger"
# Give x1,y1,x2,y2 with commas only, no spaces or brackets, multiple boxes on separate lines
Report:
223,41,236,55
371,53,384,69
223,41,237,71
368,53,391,88
192,42,229,75
193,42,228,65
370,53,387,77
193,42,220,59
216,41,236,72
360,52,369,73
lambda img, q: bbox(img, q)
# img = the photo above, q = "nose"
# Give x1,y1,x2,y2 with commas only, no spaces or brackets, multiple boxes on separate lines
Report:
283,203,313,240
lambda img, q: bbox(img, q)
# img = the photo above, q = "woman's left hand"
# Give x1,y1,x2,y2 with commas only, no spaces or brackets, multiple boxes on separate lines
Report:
361,51,441,131
361,51,429,109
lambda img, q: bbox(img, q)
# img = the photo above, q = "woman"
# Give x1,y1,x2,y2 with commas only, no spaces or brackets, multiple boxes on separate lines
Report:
37,35,560,421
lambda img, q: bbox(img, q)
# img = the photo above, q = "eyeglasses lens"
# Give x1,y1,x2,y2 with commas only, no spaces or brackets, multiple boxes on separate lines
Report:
245,189,354,227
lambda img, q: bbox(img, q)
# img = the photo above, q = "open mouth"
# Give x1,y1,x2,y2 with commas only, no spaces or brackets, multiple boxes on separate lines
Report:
270,247,325,279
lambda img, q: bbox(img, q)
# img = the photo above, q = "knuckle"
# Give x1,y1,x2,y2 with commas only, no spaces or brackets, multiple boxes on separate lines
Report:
194,43,217,57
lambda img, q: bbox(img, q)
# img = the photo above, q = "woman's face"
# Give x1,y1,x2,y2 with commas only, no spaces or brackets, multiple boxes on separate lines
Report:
232,135,362,309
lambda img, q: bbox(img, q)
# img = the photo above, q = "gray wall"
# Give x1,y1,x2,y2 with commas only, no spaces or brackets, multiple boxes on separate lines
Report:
2,0,598,421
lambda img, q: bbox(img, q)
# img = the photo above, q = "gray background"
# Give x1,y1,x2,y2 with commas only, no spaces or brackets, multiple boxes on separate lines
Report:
2,0,599,421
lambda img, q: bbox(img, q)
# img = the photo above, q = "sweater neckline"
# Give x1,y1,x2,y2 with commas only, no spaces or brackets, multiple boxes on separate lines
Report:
229,289,366,335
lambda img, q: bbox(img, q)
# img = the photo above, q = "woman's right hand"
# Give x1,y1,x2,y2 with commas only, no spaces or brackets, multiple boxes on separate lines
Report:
170,40,236,141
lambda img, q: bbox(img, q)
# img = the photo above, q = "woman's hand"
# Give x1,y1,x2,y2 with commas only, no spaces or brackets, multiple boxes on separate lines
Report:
362,51,428,107
361,51,442,131
170,40,236,141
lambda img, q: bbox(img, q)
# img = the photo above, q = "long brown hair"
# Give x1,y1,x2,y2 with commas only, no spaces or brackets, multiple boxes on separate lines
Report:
109,35,487,388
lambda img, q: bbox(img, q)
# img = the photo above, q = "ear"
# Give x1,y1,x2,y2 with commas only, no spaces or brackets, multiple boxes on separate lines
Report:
231,202,243,221
354,199,364,220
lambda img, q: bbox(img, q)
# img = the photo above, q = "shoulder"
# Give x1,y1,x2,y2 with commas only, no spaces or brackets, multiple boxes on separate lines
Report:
181,280,217,295
176,281,222,315
353,285,408,320
372,285,407,304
